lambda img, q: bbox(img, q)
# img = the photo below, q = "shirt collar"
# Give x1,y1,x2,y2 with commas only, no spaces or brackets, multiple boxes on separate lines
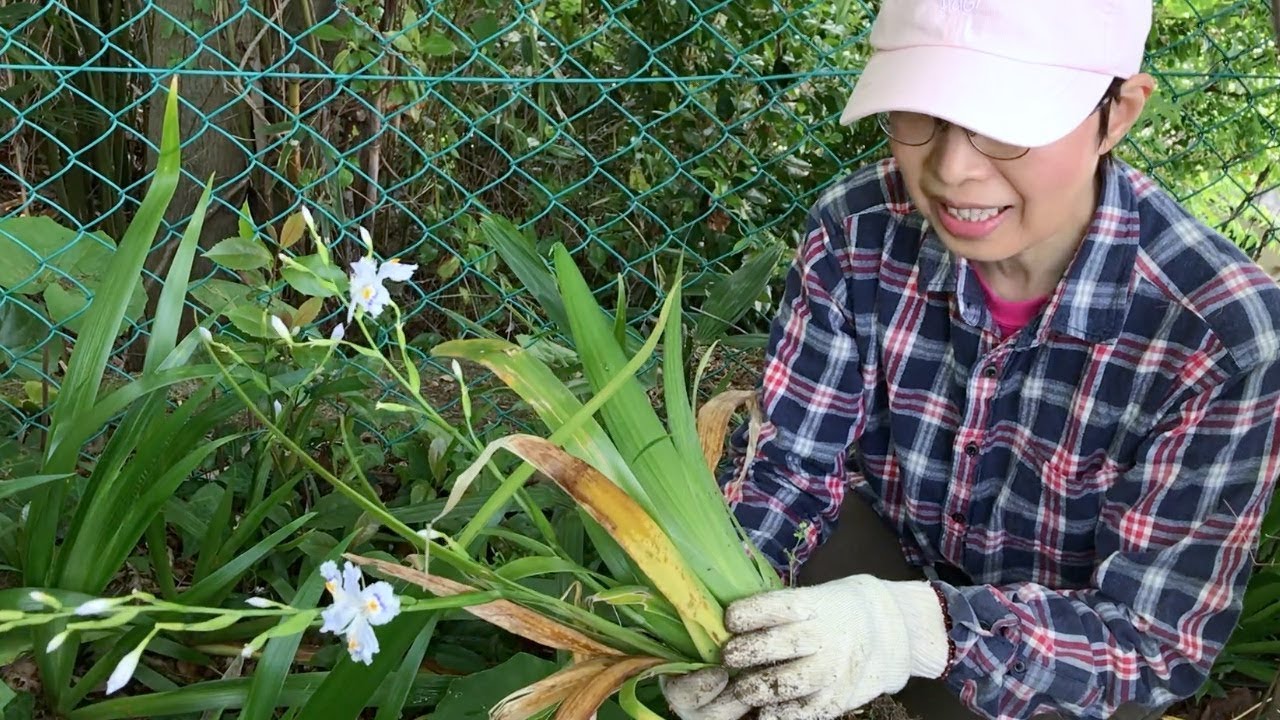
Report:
915,158,1141,343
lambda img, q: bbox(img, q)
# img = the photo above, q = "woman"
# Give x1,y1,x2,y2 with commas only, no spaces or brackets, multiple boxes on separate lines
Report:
662,1,1280,719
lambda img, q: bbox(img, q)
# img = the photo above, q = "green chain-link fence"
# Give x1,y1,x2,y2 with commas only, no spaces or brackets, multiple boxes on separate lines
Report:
1,0,1278,450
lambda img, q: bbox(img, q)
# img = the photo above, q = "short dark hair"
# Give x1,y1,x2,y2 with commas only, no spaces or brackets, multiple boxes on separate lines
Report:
1098,76,1126,158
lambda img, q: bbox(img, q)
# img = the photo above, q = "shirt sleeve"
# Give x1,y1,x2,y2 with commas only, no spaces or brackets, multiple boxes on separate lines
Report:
938,357,1280,720
720,208,869,578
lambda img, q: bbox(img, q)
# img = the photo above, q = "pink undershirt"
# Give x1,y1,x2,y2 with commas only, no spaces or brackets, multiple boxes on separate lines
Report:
971,268,1050,337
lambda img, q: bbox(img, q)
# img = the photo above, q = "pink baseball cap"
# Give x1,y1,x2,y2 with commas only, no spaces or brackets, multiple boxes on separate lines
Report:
839,0,1153,148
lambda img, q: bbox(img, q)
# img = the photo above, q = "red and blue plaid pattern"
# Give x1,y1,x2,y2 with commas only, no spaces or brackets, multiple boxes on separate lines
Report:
722,157,1280,719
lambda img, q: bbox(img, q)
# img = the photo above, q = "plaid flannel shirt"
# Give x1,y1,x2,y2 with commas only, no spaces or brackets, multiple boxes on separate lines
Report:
722,156,1280,719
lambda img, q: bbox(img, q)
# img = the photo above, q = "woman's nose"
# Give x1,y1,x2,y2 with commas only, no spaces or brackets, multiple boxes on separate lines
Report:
926,124,991,186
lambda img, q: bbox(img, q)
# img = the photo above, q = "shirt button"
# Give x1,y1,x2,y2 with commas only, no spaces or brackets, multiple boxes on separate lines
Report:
983,365,998,378
964,442,979,456
950,512,965,524
1012,660,1026,674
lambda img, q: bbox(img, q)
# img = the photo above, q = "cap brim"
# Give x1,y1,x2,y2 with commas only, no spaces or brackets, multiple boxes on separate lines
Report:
839,45,1114,148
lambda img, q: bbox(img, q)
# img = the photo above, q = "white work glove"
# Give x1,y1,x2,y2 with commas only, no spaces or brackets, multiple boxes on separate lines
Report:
661,575,951,720
660,668,753,720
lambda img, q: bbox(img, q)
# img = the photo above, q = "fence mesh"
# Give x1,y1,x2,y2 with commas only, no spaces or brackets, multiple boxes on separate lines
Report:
1,0,1278,451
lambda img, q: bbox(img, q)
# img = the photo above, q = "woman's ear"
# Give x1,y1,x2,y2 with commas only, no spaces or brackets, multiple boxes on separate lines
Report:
1101,73,1156,154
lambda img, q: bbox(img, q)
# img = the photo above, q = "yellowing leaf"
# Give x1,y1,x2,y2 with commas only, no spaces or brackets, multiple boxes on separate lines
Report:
478,435,728,659
293,296,325,329
345,555,623,658
279,212,306,250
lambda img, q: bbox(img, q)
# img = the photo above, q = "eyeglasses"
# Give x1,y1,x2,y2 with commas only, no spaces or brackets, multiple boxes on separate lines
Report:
875,112,1033,160
875,95,1114,161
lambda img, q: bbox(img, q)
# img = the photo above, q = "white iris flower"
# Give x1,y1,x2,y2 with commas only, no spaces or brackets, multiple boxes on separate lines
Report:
318,560,401,665
347,257,417,322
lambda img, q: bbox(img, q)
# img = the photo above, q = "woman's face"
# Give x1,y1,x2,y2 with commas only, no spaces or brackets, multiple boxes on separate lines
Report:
891,112,1107,271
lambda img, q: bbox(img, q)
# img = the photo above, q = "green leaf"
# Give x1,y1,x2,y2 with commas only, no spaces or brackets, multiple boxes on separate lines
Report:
372,615,439,720
613,281,628,349
146,175,214,371
41,283,90,333
224,303,281,339
67,672,452,720
179,513,316,606
40,281,146,340
430,654,557,720
433,268,685,557
431,339,650,512
145,516,176,599
0,216,115,294
52,388,240,593
189,279,256,315
307,484,565,532
661,279,706,505
293,611,438,720
421,32,457,56
0,688,32,720
0,3,40,26
619,676,665,720
237,201,256,241
0,297,48,359
469,13,501,43
481,215,570,340
203,236,273,271
0,630,32,667
1223,640,1280,655
52,365,217,461
25,81,185,703
551,243,773,604
717,333,769,350
436,254,461,280
281,254,346,298
308,22,348,42
693,245,784,344
36,77,182,471
216,469,309,565
192,481,235,583
494,556,599,582
0,473,73,502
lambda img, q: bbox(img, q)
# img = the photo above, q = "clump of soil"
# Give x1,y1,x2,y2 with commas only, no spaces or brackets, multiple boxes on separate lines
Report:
864,697,919,720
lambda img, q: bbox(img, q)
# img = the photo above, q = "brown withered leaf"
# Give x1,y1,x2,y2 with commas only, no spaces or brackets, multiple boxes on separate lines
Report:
555,656,666,720
706,208,731,234
345,554,624,658
696,389,761,478
490,656,618,720
278,211,306,250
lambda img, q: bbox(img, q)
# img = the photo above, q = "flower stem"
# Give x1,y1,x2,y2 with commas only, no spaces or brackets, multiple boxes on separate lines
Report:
205,343,422,544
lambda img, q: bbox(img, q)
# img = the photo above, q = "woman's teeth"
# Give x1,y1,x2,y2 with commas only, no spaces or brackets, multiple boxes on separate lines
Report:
944,205,1003,222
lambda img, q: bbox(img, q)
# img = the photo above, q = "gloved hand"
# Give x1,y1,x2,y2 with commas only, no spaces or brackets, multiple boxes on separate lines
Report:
660,668,752,720
660,575,950,720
